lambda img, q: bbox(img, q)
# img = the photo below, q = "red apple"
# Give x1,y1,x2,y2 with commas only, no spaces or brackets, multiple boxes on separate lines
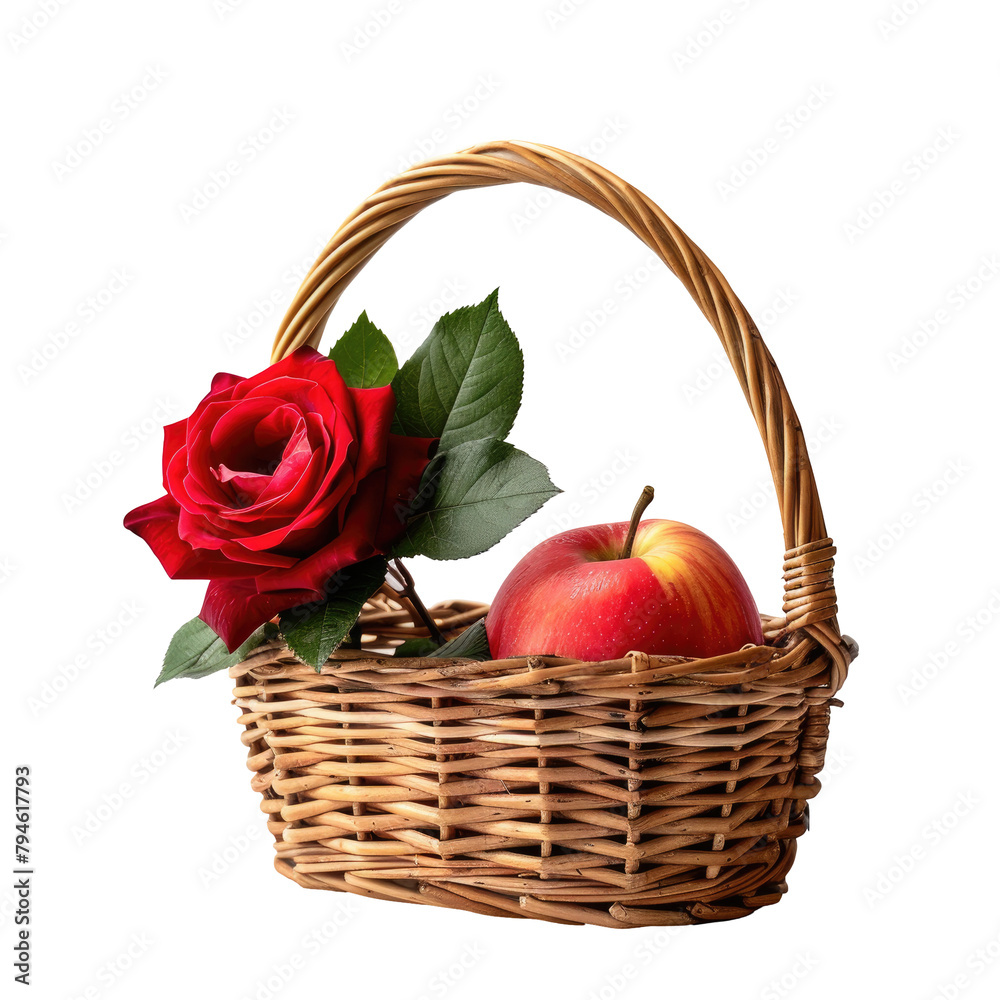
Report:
485,493,763,660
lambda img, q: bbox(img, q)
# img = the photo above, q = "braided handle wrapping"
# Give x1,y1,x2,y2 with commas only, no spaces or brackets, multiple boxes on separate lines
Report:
270,140,851,689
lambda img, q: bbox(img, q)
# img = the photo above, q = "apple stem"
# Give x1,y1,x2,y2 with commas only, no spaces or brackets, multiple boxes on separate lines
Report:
619,485,655,560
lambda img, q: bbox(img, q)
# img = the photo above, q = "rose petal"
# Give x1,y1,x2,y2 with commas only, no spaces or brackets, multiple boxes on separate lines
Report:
254,472,386,593
124,496,255,579
228,347,329,403
374,434,438,547
208,371,244,397
200,578,317,651
345,383,396,481
250,434,435,592
161,419,188,491
217,540,299,569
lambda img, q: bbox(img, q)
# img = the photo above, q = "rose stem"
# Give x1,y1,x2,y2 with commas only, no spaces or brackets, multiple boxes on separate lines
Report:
619,485,655,560
390,558,446,645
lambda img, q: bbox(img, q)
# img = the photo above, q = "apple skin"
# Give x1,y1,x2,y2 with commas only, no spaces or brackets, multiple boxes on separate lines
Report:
485,519,763,661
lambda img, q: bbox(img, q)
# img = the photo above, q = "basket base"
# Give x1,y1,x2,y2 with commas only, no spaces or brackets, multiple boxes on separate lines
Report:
268,837,797,928
233,590,846,929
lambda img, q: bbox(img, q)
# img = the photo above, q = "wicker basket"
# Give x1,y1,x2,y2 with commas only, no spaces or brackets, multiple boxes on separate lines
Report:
231,140,858,928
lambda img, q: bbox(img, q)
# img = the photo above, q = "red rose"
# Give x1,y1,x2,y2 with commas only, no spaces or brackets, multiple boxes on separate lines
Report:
124,346,434,650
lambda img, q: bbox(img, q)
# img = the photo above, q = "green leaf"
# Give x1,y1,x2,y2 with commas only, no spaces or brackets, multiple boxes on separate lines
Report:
156,619,276,687
328,312,398,388
393,620,492,660
429,618,491,660
391,289,523,451
392,635,441,658
392,438,560,560
279,557,388,670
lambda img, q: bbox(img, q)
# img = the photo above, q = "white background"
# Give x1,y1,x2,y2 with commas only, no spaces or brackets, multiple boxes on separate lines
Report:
6,1,1000,997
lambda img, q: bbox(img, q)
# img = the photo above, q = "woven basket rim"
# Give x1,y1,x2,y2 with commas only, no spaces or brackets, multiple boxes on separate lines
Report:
230,599,857,699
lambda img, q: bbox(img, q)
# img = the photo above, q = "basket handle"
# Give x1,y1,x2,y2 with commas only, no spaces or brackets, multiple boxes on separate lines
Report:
270,140,849,684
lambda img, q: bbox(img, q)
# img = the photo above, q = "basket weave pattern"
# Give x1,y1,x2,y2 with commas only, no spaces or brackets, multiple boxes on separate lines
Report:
231,141,857,927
